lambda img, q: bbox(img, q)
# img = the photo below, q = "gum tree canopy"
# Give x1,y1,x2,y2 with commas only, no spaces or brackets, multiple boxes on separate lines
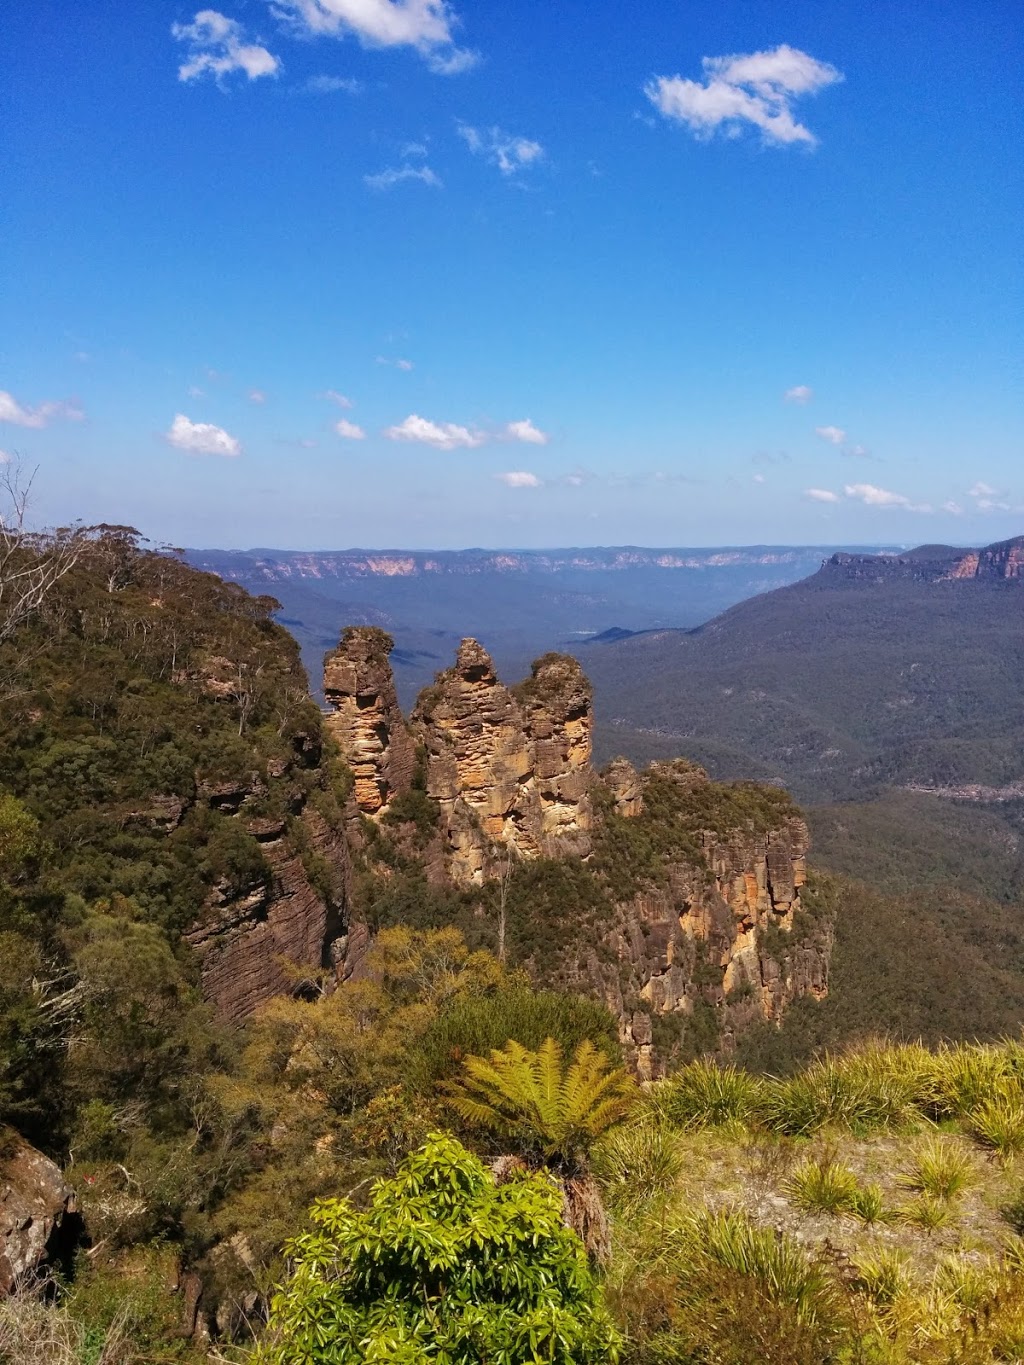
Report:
256,1133,620,1365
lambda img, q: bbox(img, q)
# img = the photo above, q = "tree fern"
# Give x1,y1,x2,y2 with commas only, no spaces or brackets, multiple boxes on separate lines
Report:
445,1036,635,1173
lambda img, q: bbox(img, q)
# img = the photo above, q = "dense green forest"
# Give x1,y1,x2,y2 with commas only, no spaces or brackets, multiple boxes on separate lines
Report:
4,524,1024,1362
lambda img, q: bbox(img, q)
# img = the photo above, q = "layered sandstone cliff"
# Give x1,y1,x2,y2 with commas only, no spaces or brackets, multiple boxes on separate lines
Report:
323,632,829,1063
411,641,594,882
323,627,416,814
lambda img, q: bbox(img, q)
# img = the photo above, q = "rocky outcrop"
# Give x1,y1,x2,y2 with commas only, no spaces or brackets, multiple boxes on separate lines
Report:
828,536,1024,585
323,627,416,815
586,764,819,1077
0,1133,78,1294
410,642,593,883
186,804,349,1022
323,632,830,1065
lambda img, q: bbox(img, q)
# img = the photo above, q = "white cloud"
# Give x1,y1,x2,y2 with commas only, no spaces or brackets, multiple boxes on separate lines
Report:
505,418,549,445
784,384,812,404
248,389,267,404
364,164,442,190
495,471,540,488
188,385,205,399
0,390,84,428
384,413,484,450
753,473,765,484
646,44,842,148
805,488,840,503
845,443,869,458
305,73,362,93
967,481,1011,510
943,501,964,515
457,124,544,176
0,450,10,464
844,483,930,512
334,418,366,439
969,481,997,499
395,358,414,371
165,413,241,457
323,389,354,408
172,10,280,82
815,425,846,445
272,0,478,74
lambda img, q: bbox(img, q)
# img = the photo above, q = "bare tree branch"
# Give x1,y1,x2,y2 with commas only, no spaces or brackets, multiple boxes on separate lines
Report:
0,461,84,645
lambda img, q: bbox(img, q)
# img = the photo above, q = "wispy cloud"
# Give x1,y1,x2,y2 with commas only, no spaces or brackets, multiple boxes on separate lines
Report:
334,418,366,439
815,424,846,445
304,73,362,93
0,390,84,428
364,164,442,190
844,482,931,512
165,413,241,457
495,471,540,488
172,10,280,83
376,356,414,370
646,44,842,148
457,123,544,175
272,0,478,75
968,480,1011,512
784,384,813,404
322,389,354,408
504,419,548,445
248,389,267,404
384,413,485,450
804,487,840,503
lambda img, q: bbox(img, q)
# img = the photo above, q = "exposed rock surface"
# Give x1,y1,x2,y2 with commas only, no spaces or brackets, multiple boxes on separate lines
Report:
323,627,416,815
0,1134,77,1294
324,634,828,1064
186,804,348,1022
410,642,593,882
585,764,818,1075
828,536,1024,585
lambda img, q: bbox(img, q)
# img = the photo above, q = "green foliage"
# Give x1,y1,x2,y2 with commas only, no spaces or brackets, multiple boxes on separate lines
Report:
649,1059,765,1131
898,1138,975,1201
784,1156,862,1216
257,1134,620,1365
446,1036,636,1174
411,985,621,1091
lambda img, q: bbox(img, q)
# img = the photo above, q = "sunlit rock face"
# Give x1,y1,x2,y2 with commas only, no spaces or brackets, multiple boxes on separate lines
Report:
410,641,594,883
323,627,417,815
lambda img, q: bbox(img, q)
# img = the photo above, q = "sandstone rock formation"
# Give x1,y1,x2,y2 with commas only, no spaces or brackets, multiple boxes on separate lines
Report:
585,763,818,1077
410,641,593,882
186,804,348,1022
322,632,830,1067
0,1133,78,1294
323,627,416,815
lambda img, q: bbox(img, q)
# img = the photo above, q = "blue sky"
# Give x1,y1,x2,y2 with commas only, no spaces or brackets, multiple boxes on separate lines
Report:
3,0,1021,549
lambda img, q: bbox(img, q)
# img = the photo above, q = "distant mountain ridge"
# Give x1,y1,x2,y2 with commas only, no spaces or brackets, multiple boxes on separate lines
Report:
826,535,1024,584
583,535,1024,803
185,543,901,706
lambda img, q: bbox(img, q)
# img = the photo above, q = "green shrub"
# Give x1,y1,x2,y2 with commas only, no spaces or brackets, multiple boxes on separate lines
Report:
256,1134,621,1365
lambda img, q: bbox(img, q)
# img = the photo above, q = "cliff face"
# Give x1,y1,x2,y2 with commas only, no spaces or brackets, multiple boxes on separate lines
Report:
583,762,819,1077
827,536,1024,585
0,1134,78,1294
323,626,416,814
411,642,594,882
324,633,829,1062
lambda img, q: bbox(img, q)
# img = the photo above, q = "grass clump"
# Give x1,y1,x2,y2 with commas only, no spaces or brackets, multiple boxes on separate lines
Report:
592,1119,685,1217
968,1093,1024,1160
896,1194,952,1233
652,1059,765,1130
899,1137,976,1201
850,1248,911,1313
785,1156,861,1216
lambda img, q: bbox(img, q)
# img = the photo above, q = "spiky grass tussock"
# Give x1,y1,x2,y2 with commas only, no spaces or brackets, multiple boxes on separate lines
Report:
785,1156,861,1216
592,1119,686,1216
651,1060,765,1131
896,1194,952,1233
899,1138,976,1201
968,1094,1024,1160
